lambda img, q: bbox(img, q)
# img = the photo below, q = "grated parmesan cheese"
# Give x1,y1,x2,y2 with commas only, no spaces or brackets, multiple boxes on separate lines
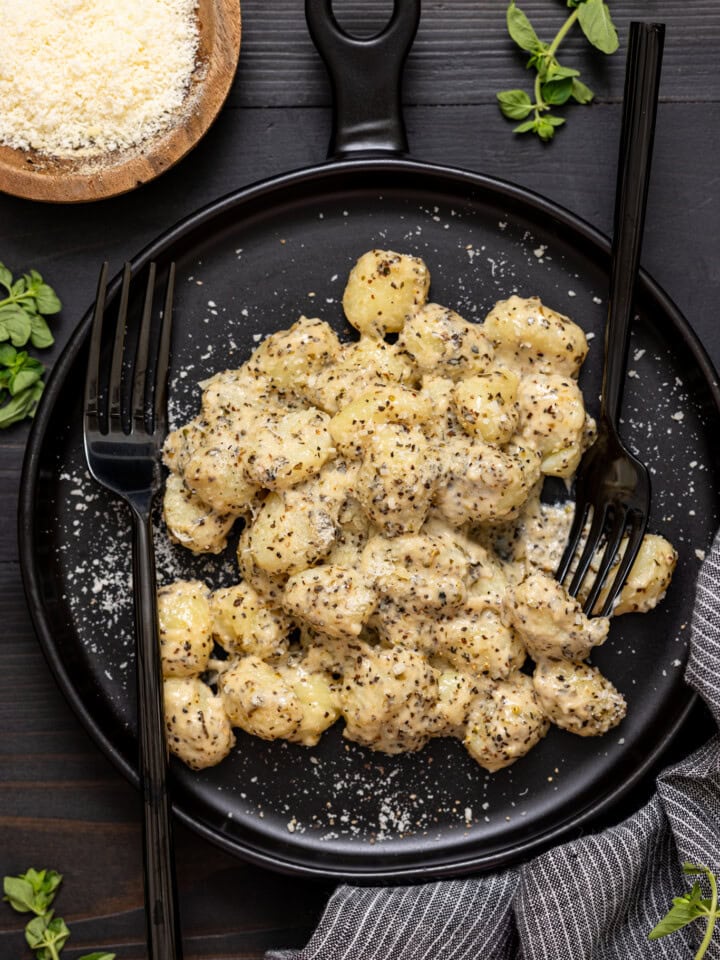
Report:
0,0,199,158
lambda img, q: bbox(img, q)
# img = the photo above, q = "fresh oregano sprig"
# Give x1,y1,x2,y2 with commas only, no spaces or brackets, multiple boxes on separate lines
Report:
3,868,115,960
497,0,619,141
649,863,719,959
0,261,61,428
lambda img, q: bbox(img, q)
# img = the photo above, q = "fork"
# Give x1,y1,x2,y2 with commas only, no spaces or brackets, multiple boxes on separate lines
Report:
83,260,183,960
556,21,665,618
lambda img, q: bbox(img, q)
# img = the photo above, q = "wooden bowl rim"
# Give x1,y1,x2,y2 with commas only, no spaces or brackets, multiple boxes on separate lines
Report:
0,0,241,204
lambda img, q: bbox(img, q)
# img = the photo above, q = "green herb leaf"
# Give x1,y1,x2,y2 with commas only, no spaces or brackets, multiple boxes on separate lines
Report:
506,2,542,52
541,76,574,104
0,379,45,427
78,953,117,960
546,62,580,80
3,876,37,913
0,342,17,366
30,313,54,349
648,890,708,940
513,118,538,134
35,284,62,315
497,89,534,120
0,263,12,292
571,77,595,103
577,0,619,54
536,115,565,140
0,303,32,346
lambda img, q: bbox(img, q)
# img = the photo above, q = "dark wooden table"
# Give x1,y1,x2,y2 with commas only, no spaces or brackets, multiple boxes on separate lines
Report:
1,2,719,957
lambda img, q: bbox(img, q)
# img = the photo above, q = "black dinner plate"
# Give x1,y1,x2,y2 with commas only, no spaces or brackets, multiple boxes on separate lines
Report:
18,158,720,880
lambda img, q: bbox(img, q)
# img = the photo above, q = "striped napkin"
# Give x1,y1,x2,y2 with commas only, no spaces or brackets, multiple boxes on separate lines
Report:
267,536,720,960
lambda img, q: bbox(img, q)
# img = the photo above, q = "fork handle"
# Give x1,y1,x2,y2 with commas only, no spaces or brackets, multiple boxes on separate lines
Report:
602,21,664,426
132,509,183,960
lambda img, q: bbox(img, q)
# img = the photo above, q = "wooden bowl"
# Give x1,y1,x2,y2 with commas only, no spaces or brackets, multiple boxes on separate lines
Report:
0,0,241,204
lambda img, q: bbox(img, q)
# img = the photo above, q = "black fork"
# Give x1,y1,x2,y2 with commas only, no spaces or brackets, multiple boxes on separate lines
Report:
556,22,664,618
83,261,182,960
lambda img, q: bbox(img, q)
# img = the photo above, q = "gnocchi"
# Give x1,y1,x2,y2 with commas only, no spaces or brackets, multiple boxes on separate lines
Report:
157,250,675,774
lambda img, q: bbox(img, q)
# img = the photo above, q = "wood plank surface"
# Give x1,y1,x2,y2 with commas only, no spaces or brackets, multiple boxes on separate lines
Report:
1,2,719,957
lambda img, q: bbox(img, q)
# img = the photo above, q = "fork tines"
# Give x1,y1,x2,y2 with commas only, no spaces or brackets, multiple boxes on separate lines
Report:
556,500,649,618
84,260,175,437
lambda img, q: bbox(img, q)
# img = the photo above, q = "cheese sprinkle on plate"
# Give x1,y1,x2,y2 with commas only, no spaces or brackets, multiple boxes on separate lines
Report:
0,0,199,158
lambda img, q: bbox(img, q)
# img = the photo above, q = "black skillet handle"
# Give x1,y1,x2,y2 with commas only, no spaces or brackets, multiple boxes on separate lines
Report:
306,0,421,158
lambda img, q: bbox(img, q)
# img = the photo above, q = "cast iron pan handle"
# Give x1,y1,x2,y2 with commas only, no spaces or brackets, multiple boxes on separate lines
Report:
306,0,421,158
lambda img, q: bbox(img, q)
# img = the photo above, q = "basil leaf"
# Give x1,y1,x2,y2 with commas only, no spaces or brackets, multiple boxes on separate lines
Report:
577,0,619,54
497,89,534,119
78,953,117,960
506,2,542,52
513,119,538,134
541,77,573,104
571,77,594,103
0,263,12,292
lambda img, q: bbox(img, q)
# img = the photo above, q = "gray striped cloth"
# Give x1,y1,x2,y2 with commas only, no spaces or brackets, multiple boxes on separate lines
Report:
267,535,720,960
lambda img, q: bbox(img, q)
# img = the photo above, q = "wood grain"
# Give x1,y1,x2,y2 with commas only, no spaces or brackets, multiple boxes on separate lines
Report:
227,0,720,108
0,0,242,203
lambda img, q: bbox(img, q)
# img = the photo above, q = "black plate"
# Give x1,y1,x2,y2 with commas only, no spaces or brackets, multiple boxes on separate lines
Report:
19,158,720,880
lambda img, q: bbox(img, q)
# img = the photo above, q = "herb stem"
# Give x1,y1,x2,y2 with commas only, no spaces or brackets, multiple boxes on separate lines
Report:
547,7,580,61
533,7,580,116
696,868,718,960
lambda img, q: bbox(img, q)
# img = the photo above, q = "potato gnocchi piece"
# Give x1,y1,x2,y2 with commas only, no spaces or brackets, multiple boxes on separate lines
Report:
516,373,591,477
329,384,433,459
421,376,464,441
464,671,550,772
356,423,438,536
163,416,207,474
453,369,520,444
304,338,415,413
533,658,626,736
239,490,337,576
245,316,341,388
483,295,588,377
243,408,334,490
341,647,438,754
220,656,303,740
210,582,290,659
504,571,609,661
283,564,376,641
183,440,259,514
434,669,484,737
434,601,526,679
158,579,213,679
434,437,541,526
164,677,235,770
343,249,431,337
595,534,678,616
398,303,494,380
278,657,342,746
163,472,235,555
200,367,291,421
362,529,470,613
